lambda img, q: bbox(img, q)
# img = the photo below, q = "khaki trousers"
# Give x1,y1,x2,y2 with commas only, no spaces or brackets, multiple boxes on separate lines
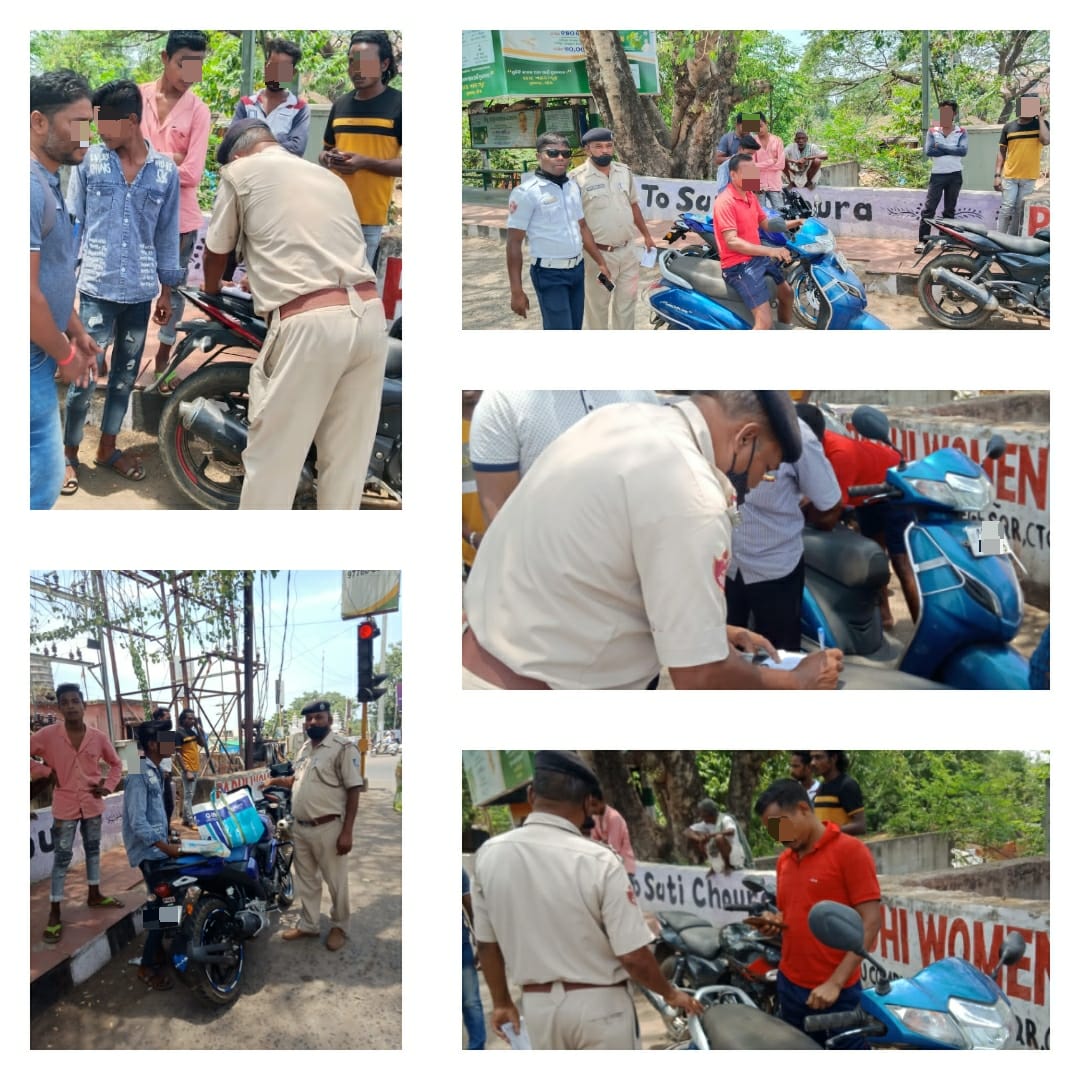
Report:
292,819,351,933
522,983,639,1050
583,243,641,330
240,293,386,510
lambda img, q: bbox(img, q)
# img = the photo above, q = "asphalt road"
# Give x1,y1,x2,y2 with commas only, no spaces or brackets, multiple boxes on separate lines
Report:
30,754,401,1050
461,236,1043,331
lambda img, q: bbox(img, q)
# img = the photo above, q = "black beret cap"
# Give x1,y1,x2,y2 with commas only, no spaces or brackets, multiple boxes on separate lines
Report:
301,700,332,716
216,118,273,166
755,391,803,464
534,750,601,794
581,127,614,145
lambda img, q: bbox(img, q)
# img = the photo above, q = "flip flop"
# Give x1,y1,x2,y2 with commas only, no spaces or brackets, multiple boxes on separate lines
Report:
138,967,174,991
95,448,145,481
61,459,80,496
88,896,125,908
43,922,63,943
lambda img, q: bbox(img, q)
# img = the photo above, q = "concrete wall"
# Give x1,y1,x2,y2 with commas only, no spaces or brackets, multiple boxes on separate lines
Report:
755,831,952,875
898,857,1049,901
818,159,858,187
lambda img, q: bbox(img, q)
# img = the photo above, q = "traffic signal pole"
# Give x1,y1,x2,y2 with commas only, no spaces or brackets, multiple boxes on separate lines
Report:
357,619,387,792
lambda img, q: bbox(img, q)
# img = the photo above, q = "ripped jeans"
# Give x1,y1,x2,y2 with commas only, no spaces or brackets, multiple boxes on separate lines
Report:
64,294,152,447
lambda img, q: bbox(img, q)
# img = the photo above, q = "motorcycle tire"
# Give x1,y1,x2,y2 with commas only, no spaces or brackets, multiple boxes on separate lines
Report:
275,846,295,910
916,253,993,329
659,955,695,990
158,362,251,511
788,266,820,328
188,894,245,1007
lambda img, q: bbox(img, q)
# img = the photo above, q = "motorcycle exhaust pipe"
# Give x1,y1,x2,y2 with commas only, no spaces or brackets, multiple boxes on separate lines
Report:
179,397,248,456
188,942,240,963
929,267,999,311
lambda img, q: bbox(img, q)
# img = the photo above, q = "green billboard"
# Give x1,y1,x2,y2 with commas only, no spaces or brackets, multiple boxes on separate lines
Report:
462,31,659,101
463,750,535,806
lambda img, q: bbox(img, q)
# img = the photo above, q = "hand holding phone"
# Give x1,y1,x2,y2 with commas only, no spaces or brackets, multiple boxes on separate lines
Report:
597,272,615,292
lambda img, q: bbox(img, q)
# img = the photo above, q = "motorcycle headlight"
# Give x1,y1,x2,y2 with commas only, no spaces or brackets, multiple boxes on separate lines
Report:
796,231,835,256
910,472,992,511
948,996,1014,1049
886,1004,966,1047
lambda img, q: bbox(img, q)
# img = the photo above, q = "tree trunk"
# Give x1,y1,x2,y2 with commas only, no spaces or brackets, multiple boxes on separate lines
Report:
582,751,671,861
643,750,706,862
668,32,741,179
726,751,778,834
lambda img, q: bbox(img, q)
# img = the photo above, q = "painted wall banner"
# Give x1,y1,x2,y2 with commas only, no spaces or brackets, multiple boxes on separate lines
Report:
635,177,1004,239
214,768,270,795
463,750,535,806
341,570,401,618
630,860,774,928
462,31,658,100
30,793,126,883
469,109,539,149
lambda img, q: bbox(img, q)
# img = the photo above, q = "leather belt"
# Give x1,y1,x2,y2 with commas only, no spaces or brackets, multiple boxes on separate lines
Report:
594,241,629,252
462,626,550,690
532,255,583,269
522,980,628,993
295,814,341,827
277,281,377,322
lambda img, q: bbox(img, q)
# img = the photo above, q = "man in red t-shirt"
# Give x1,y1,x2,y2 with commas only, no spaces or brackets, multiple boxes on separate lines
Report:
754,778,881,1047
713,154,803,329
797,404,919,626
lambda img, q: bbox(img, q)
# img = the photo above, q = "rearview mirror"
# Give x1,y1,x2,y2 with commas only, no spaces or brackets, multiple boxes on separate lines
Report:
851,405,892,445
986,434,1006,460
763,216,789,234
999,930,1027,967
743,876,765,894
808,900,866,955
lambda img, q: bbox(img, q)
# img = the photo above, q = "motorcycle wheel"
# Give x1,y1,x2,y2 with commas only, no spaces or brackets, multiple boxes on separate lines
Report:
916,253,993,329
158,362,251,511
276,845,295,910
789,266,820,328
188,895,245,1007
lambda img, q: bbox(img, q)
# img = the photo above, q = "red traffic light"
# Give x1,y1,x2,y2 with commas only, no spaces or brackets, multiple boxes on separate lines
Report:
358,621,377,640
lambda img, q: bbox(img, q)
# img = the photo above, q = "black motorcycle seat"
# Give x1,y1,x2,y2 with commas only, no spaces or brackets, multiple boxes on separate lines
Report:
681,926,724,960
701,1003,823,1050
937,218,990,237
803,527,890,590
984,229,1050,256
385,338,402,379
671,254,777,313
659,910,713,934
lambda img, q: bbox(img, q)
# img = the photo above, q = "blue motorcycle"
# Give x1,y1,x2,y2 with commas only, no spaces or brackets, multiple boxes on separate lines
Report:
646,211,888,329
801,406,1030,689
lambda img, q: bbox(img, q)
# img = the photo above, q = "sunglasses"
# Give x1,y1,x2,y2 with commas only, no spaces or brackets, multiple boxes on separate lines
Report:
543,149,573,159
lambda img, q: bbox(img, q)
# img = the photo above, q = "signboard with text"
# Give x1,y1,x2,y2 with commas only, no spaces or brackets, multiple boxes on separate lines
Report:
463,750,535,806
341,571,401,618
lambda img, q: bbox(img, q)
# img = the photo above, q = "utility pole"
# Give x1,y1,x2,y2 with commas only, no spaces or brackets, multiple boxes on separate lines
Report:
921,31,931,135
95,572,127,737
243,572,255,770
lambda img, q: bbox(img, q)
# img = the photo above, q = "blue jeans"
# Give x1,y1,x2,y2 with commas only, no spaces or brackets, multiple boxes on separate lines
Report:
30,351,64,509
50,815,103,902
362,225,383,273
529,261,585,329
462,950,486,1049
996,178,1036,235
181,772,197,823
64,295,152,446
156,230,197,347
777,970,868,1048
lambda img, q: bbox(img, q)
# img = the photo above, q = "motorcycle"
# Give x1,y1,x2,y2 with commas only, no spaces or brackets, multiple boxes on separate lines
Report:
801,405,1031,689
914,217,1049,328
679,901,1027,1049
647,210,888,330
139,773,294,1007
136,285,402,510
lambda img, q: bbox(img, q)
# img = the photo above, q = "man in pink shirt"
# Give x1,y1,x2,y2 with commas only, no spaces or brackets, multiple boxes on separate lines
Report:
31,684,124,942
140,31,212,378
588,789,637,875
750,112,787,212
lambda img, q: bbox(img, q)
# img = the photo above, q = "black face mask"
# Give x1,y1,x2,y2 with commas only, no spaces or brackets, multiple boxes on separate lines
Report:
590,153,613,167
536,167,568,186
306,724,330,742
582,814,596,832
726,436,757,506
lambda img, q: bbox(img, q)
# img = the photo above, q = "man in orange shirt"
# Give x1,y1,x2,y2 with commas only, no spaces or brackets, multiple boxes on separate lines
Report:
754,778,880,1047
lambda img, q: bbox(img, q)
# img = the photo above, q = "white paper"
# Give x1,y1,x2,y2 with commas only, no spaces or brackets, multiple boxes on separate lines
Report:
640,247,658,268
501,1021,532,1050
760,650,806,671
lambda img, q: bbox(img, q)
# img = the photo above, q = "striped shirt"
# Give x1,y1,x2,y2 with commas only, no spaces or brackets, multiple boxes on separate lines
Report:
729,419,841,584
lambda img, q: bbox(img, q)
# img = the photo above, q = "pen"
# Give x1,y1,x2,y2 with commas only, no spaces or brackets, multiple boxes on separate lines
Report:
817,626,826,652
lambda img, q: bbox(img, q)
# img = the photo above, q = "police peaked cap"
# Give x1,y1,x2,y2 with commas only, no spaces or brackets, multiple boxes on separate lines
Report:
581,127,614,145
301,700,332,717
534,750,601,795
755,391,803,464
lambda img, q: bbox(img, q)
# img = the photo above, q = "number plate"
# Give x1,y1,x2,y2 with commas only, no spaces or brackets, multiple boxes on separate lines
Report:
157,905,182,924
965,524,1013,557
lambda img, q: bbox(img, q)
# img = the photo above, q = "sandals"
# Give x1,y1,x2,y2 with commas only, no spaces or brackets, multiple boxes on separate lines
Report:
88,895,125,908
137,966,174,991
43,922,63,943
61,458,80,496
95,448,145,481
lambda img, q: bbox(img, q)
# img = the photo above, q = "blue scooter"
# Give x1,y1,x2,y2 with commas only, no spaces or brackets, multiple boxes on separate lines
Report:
801,405,1031,689
646,211,888,329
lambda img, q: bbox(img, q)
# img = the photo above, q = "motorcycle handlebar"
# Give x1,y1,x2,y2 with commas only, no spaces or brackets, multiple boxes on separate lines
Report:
848,483,892,499
803,1008,868,1033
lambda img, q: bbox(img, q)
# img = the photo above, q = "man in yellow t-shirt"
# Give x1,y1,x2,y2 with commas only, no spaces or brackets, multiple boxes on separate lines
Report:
176,708,207,827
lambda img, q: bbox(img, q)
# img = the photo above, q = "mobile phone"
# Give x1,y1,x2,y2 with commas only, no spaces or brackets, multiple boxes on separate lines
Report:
597,272,615,292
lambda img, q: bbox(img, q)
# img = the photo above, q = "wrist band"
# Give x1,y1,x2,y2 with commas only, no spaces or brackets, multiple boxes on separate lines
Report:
57,341,76,367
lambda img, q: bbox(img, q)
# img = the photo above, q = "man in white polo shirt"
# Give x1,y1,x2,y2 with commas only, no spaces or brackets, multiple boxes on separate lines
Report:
469,389,659,524
462,391,844,690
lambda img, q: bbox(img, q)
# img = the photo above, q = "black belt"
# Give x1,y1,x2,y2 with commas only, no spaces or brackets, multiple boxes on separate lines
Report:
295,813,341,827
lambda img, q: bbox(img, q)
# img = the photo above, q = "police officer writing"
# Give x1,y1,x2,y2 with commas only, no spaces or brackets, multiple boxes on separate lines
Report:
472,751,703,1049
506,132,611,330
570,127,655,330
264,701,363,952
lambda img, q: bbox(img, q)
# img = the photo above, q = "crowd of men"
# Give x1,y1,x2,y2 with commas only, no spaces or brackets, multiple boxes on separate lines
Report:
461,390,920,690
463,750,873,1049
30,29,402,510
31,684,363,987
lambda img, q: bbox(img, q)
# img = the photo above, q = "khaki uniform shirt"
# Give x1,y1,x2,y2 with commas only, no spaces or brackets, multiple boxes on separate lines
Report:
464,399,739,689
291,732,363,820
205,144,375,316
569,159,639,247
472,812,653,986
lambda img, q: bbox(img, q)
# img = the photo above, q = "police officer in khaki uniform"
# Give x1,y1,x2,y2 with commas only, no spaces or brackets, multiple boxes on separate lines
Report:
570,128,656,330
472,751,702,1049
266,700,362,951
